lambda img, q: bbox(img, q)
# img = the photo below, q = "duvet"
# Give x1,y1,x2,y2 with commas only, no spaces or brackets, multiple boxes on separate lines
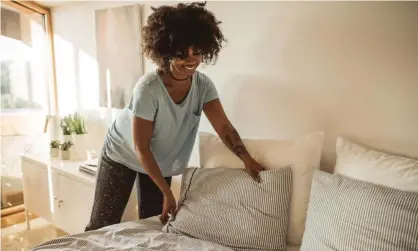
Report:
30,217,233,251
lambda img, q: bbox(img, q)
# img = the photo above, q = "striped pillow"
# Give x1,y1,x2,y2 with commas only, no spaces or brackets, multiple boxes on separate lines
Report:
164,167,292,251
301,170,418,251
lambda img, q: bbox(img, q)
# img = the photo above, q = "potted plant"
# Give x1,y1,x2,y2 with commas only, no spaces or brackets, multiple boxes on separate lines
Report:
60,115,73,142
71,112,87,135
50,140,60,158
70,112,88,159
59,141,73,160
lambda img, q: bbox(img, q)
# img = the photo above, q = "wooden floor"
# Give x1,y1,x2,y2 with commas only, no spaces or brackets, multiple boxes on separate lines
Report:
1,209,67,251
1,205,37,228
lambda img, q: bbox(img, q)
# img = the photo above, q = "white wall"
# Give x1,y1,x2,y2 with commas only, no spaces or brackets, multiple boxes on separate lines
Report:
51,1,418,172
51,1,142,151
200,1,418,171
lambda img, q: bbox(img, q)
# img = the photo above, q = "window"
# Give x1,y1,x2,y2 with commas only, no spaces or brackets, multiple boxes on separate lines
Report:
1,1,56,216
1,3,51,113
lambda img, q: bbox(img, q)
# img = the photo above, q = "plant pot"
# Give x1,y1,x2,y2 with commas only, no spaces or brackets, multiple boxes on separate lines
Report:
63,135,72,142
50,148,59,158
72,134,88,159
60,150,70,160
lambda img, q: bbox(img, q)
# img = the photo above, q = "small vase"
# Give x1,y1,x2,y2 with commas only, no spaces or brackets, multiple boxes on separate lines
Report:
50,148,59,158
63,134,72,142
72,133,88,159
60,150,70,160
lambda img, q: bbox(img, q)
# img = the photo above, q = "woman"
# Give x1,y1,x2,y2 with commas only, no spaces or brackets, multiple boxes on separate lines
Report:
85,2,265,231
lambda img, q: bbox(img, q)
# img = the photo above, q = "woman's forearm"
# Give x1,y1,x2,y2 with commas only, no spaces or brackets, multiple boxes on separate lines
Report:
135,146,171,196
219,123,252,164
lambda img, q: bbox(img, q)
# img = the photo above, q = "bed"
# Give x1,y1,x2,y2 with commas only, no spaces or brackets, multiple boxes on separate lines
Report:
31,217,234,251
30,132,418,251
31,217,301,251
30,132,320,251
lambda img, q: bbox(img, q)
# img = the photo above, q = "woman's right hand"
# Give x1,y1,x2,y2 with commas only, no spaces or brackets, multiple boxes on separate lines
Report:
160,191,177,225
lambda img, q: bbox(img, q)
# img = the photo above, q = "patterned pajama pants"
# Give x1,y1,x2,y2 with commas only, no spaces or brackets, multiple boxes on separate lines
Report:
85,150,172,231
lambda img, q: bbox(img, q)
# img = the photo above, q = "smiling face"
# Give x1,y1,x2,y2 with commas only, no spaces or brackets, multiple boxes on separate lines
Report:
170,47,203,79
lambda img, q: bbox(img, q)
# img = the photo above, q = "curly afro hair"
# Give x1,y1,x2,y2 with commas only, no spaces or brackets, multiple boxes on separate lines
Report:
142,2,226,70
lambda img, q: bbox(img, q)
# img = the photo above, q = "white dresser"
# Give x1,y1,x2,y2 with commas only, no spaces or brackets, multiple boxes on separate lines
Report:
21,153,182,235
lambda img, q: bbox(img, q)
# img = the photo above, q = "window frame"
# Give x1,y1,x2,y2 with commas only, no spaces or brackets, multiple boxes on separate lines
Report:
1,0,59,116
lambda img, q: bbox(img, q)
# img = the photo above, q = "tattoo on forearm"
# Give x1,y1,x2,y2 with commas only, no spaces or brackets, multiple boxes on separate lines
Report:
222,125,248,158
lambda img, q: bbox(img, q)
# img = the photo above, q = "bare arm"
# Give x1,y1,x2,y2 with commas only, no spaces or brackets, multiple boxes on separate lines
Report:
203,99,264,181
132,116,172,196
203,99,252,165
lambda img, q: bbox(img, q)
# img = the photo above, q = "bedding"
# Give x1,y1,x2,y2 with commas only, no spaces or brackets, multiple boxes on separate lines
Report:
198,131,324,245
30,216,301,251
31,217,234,251
165,167,292,251
300,170,418,251
334,137,418,192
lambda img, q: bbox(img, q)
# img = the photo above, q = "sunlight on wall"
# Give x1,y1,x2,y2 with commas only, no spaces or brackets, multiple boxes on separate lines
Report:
106,68,112,108
54,34,76,115
54,35,104,114
78,50,99,109
47,165,55,214
30,17,48,111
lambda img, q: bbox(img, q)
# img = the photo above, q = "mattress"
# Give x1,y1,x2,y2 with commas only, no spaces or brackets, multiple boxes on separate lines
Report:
30,217,300,251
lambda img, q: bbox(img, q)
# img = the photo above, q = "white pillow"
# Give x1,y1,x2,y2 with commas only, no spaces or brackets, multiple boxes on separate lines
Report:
334,137,418,193
301,170,418,251
199,131,325,245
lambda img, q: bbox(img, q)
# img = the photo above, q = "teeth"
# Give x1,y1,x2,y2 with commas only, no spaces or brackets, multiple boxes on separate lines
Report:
185,66,195,70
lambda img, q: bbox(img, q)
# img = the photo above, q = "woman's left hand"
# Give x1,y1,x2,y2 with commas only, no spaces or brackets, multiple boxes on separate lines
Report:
244,158,265,182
